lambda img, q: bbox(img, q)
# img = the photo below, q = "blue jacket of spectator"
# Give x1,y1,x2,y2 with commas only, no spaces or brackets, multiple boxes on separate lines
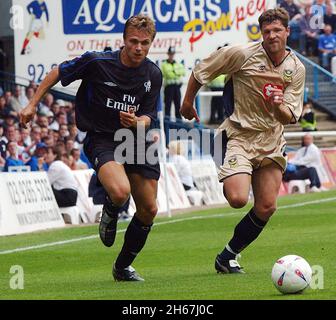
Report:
318,33,336,50
25,156,48,171
4,157,24,172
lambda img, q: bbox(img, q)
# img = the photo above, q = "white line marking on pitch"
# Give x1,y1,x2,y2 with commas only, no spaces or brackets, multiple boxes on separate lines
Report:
1,196,335,255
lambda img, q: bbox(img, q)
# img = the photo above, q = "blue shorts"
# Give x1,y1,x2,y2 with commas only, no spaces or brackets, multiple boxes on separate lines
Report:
83,131,161,181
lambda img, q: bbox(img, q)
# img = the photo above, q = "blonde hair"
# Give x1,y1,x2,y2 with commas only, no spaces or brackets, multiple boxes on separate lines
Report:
168,140,185,156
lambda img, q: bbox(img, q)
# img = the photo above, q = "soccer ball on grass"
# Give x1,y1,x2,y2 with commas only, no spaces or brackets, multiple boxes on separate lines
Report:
271,255,312,294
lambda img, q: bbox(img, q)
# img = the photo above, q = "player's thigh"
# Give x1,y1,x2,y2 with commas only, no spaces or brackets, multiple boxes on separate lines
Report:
252,161,283,218
98,161,131,205
223,173,251,208
128,173,158,225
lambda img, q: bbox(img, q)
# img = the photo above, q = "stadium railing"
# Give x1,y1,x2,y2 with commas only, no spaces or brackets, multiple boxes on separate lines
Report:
294,50,336,120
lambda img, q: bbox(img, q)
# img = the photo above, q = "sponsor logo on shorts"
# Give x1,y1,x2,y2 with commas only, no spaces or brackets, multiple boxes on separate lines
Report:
94,157,99,168
228,156,238,168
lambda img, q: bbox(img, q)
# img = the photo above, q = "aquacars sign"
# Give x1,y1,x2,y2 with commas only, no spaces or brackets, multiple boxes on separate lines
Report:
62,0,230,34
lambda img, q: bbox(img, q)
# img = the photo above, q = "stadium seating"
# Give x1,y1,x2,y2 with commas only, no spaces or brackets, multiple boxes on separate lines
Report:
60,206,88,225
186,189,204,206
287,179,310,194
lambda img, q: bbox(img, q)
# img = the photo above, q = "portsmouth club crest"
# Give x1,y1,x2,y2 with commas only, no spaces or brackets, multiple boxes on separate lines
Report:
283,69,293,83
228,156,238,168
247,24,261,42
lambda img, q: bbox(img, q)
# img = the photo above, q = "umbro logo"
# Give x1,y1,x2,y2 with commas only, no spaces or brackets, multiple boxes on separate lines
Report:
104,81,117,87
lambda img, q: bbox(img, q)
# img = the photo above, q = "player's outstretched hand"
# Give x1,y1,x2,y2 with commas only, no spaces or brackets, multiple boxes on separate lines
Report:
180,102,200,123
19,104,37,129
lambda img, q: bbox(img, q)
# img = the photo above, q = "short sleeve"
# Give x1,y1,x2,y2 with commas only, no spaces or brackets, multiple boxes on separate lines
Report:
59,51,93,87
193,44,247,85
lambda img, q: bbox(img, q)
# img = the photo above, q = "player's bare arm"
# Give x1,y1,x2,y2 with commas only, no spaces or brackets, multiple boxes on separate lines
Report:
19,66,60,128
180,73,202,122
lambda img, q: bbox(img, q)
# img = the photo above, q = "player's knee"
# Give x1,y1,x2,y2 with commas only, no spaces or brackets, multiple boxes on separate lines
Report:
109,188,130,207
255,202,277,217
138,204,158,221
227,194,248,209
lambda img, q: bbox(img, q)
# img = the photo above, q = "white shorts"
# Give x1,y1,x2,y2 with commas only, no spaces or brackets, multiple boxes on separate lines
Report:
30,19,43,33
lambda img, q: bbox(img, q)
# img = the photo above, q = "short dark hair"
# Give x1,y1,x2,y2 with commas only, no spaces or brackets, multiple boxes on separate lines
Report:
258,8,289,29
123,14,156,41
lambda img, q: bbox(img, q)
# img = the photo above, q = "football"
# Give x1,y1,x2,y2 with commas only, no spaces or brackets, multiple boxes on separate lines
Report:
271,255,312,294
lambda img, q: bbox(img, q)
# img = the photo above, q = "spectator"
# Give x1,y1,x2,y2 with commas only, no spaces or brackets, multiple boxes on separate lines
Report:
2,114,17,130
25,125,42,156
50,102,60,116
25,142,48,171
168,140,195,191
284,133,328,191
299,101,317,131
4,141,25,172
44,146,78,207
43,133,55,147
68,123,82,145
0,124,6,170
39,92,54,114
280,0,302,47
26,87,35,101
323,4,336,33
3,91,19,120
313,0,327,15
40,127,49,139
161,46,186,120
299,4,320,56
36,113,50,128
283,162,323,192
49,111,68,131
318,24,336,70
5,125,17,143
65,137,74,154
19,127,32,147
70,148,88,170
0,95,7,119
280,0,302,20
8,85,27,113
59,124,69,141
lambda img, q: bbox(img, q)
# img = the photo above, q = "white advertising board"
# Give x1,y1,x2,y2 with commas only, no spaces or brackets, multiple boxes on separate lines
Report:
190,159,227,205
0,172,65,236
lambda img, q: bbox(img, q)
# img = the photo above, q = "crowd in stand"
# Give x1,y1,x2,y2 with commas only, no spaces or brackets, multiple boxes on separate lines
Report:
278,0,336,71
0,82,91,173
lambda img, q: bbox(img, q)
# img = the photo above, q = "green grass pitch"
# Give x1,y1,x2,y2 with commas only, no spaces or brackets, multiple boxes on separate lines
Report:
0,190,335,300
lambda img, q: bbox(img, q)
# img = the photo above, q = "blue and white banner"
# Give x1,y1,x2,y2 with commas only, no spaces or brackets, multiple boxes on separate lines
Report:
13,0,276,92
62,0,231,34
